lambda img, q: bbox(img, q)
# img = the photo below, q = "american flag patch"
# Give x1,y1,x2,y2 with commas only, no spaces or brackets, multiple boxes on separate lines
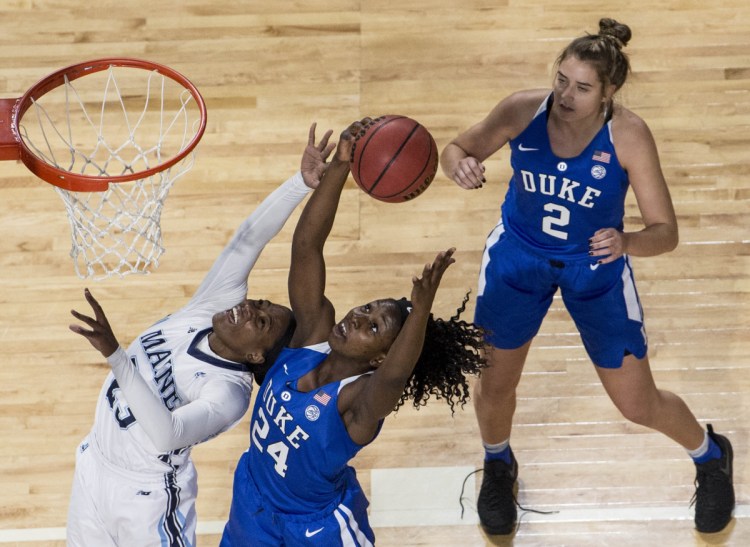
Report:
313,391,331,406
592,150,611,163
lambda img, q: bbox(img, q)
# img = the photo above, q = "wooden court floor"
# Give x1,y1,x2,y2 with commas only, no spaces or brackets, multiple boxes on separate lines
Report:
0,1,748,545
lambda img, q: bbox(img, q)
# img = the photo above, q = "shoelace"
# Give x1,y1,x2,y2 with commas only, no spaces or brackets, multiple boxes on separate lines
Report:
690,464,725,509
459,468,558,523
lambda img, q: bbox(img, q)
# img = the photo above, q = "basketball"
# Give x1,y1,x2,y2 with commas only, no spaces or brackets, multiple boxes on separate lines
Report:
350,115,438,203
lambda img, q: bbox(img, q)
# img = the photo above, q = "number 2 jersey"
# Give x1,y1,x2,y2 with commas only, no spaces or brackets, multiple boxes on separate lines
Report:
247,342,381,514
501,93,629,260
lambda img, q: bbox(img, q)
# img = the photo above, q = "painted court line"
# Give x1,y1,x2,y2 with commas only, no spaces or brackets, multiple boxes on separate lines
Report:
1,465,747,542
1,509,749,542
3,508,749,543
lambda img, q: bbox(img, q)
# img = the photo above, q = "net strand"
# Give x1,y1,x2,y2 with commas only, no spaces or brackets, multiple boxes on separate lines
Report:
19,65,201,279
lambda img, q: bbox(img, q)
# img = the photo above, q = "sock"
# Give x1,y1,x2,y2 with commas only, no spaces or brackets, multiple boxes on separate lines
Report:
688,431,722,464
484,439,511,464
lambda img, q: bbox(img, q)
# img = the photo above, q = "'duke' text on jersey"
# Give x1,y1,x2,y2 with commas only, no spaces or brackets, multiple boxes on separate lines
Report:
519,170,602,208
251,378,311,477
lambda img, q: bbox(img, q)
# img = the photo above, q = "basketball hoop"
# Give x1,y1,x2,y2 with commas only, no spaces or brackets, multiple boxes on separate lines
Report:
0,58,207,279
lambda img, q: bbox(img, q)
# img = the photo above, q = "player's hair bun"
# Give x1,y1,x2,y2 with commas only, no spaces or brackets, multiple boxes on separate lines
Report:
598,18,631,49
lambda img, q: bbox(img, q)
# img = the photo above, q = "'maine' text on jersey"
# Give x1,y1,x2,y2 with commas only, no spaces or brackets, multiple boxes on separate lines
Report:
139,330,181,410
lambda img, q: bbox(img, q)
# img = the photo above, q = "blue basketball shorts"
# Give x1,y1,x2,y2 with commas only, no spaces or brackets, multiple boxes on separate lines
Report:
220,450,375,547
474,223,648,368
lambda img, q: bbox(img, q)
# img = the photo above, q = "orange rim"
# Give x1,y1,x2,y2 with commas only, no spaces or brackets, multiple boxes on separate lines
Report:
14,58,207,192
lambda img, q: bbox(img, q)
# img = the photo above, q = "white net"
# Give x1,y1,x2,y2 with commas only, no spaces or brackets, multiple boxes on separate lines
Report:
18,63,204,279
54,159,194,278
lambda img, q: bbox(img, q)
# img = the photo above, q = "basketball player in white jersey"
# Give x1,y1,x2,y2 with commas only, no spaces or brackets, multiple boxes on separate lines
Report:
66,123,337,547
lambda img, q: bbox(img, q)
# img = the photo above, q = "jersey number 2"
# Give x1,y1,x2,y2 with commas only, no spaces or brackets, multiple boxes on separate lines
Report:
542,203,570,240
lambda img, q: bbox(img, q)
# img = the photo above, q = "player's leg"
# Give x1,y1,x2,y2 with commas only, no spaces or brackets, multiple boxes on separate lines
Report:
474,343,531,445
564,256,734,532
560,255,698,440
472,227,556,535
595,355,734,532
66,441,118,547
220,451,281,547
110,462,198,547
472,342,530,536
474,226,554,446
596,354,704,446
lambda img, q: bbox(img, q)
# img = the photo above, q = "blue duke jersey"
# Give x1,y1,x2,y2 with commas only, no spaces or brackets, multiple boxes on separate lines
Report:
248,342,380,514
475,96,649,366
502,94,629,259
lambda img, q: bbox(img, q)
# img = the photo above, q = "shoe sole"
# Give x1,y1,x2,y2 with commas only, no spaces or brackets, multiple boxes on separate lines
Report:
480,523,516,536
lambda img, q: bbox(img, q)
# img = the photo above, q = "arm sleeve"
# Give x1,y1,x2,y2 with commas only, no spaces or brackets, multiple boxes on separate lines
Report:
107,347,251,452
185,171,311,313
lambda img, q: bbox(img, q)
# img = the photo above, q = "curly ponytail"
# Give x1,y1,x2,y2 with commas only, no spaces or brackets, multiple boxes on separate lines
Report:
395,291,487,414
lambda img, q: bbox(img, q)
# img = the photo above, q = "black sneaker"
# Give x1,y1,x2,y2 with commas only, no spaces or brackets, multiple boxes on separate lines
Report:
692,424,735,533
477,450,519,535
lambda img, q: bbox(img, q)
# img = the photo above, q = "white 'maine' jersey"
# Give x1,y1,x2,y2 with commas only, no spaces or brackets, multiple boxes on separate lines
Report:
87,172,311,476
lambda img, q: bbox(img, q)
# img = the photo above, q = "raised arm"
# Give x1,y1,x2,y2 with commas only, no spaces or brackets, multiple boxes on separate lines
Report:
187,123,336,313
343,249,456,444
288,122,361,346
70,289,250,452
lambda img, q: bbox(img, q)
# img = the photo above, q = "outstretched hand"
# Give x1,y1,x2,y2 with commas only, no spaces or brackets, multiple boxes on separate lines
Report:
301,122,336,189
69,289,120,359
300,118,376,188
410,248,456,312
334,117,373,163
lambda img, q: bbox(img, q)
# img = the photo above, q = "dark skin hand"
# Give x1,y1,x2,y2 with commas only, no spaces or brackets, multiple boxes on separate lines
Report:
338,247,456,445
69,288,120,358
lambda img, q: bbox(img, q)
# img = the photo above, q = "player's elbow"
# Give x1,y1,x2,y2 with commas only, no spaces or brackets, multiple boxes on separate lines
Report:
664,223,679,253
153,441,172,452
151,436,182,453
148,422,188,453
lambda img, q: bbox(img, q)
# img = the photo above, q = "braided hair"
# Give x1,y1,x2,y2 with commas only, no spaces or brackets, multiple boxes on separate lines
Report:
394,291,487,414
556,18,632,91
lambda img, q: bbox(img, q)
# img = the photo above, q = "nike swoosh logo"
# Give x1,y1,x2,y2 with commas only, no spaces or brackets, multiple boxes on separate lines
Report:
518,144,539,152
305,527,324,538
589,263,600,271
